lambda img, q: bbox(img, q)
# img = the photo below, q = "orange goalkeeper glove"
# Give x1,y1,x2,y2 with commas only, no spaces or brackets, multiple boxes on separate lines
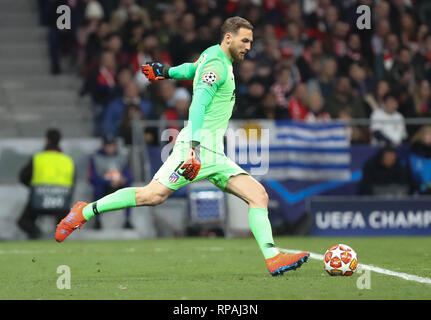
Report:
179,141,201,181
141,62,170,82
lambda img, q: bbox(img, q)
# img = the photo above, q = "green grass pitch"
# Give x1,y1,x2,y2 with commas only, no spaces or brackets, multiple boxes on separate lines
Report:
0,236,430,300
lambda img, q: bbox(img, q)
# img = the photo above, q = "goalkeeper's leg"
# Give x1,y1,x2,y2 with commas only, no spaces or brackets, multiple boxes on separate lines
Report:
225,174,310,276
55,180,174,242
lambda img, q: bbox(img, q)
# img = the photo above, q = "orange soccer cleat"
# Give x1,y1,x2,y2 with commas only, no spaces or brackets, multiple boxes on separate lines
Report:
55,201,88,242
266,251,310,276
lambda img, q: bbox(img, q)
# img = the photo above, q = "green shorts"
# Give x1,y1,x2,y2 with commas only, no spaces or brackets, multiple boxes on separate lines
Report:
153,141,248,191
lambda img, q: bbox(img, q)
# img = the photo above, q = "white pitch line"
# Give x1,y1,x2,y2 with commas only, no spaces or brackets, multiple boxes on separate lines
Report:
280,248,431,286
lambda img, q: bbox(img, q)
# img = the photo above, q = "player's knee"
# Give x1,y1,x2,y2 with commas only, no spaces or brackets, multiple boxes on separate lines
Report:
260,189,269,207
250,186,269,208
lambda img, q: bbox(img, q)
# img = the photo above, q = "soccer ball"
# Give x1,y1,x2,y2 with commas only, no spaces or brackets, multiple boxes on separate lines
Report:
323,244,358,276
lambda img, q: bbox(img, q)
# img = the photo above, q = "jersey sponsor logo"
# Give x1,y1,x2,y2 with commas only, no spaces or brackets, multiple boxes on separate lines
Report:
201,71,217,86
169,172,180,183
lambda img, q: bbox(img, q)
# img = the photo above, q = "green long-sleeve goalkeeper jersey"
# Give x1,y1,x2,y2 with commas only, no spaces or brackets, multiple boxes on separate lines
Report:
168,44,236,154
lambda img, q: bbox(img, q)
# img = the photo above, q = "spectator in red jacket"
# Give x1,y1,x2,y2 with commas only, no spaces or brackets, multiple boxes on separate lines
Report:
287,82,309,121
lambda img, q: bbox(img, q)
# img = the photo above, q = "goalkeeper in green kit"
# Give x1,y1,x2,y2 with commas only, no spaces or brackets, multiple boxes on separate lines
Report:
55,16,310,276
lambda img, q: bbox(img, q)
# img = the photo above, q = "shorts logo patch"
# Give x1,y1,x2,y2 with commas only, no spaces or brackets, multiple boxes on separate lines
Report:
201,71,217,86
169,172,179,183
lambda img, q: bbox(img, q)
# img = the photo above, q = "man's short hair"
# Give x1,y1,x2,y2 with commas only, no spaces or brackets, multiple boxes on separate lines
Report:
46,128,61,145
220,16,253,41
383,92,397,102
102,133,117,145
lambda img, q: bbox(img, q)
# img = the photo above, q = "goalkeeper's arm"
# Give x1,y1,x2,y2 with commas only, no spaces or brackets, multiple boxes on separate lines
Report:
142,62,197,81
178,87,214,181
181,86,216,181
169,63,197,80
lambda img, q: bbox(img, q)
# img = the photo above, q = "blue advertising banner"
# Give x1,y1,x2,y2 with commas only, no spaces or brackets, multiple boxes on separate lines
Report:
308,196,431,236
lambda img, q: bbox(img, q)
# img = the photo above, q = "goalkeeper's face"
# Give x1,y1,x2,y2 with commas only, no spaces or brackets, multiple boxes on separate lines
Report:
228,28,253,61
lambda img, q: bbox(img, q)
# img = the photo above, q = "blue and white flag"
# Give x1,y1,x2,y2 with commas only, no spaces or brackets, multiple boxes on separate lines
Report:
226,120,351,181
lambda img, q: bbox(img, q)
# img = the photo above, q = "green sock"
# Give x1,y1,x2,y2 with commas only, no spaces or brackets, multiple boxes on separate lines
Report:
248,207,279,259
82,187,137,221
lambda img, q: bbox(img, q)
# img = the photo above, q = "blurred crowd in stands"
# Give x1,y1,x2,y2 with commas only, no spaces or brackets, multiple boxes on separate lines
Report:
34,0,431,196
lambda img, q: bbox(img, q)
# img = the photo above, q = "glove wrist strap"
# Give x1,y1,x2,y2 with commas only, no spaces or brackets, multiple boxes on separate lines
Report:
162,66,171,79
190,140,200,150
